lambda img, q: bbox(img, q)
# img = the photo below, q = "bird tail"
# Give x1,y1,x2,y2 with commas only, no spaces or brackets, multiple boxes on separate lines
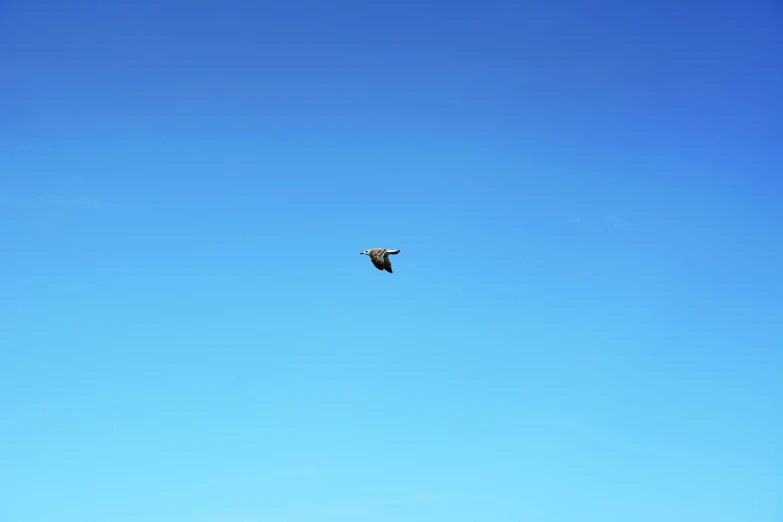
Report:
387,249,400,255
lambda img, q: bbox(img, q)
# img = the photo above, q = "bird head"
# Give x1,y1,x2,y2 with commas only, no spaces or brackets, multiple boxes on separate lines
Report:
360,250,369,255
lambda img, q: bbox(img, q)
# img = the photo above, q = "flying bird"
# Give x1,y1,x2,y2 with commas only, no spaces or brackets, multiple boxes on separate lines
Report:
360,248,400,273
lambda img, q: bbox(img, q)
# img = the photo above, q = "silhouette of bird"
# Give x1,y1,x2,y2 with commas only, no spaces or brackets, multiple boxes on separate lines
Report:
360,248,400,273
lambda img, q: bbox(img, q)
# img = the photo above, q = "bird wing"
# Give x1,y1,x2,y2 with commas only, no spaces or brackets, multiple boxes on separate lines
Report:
369,250,386,271
383,256,393,273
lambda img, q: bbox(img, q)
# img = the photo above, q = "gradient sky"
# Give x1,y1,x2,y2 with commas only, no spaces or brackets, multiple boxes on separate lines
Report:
1,1,782,522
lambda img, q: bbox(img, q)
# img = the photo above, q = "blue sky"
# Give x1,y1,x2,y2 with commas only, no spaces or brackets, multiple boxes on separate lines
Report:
1,1,782,521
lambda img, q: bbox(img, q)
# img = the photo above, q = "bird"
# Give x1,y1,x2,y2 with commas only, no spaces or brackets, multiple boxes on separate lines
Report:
360,248,401,273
